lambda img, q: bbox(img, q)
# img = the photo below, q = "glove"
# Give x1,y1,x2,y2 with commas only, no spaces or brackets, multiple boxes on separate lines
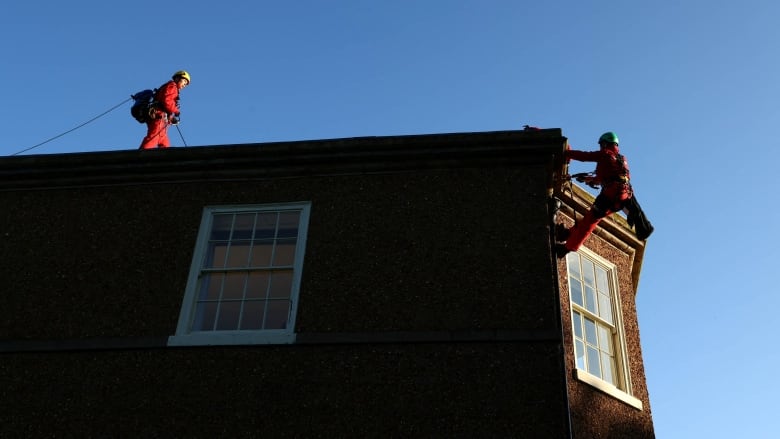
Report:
169,116,179,125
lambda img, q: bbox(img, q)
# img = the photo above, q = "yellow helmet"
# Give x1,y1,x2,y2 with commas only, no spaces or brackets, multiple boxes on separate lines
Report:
172,70,191,84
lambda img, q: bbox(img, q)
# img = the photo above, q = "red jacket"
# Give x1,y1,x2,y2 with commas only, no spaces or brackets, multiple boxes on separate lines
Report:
565,144,630,186
153,80,180,116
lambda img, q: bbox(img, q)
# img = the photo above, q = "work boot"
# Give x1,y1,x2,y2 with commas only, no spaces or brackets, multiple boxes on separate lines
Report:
555,243,570,258
555,223,570,242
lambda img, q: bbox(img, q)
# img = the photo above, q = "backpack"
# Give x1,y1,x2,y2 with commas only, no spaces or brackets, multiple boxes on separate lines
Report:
130,89,157,123
625,193,654,240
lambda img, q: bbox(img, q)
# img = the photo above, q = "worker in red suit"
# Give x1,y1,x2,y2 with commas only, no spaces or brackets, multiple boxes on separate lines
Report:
139,70,190,149
556,131,633,257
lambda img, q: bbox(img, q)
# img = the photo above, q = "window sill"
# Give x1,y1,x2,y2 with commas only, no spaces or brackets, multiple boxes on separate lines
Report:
575,369,643,410
168,331,296,347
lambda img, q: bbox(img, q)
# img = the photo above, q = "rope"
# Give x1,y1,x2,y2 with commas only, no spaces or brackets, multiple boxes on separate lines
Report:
567,175,579,227
174,124,188,147
11,97,132,156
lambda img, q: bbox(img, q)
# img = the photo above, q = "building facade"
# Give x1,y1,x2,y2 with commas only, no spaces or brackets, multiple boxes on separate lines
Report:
0,129,654,437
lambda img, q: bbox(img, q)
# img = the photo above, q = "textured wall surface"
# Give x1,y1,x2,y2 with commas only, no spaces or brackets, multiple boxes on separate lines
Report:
1,343,568,438
0,130,586,437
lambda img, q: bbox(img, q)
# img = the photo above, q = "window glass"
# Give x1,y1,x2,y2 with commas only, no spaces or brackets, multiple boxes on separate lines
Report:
246,272,270,299
566,252,580,278
225,242,251,268
232,213,256,240
210,214,233,240
584,285,597,314
582,259,595,287
575,339,586,369
595,266,609,291
570,279,584,307
587,346,601,376
572,311,583,339
250,241,274,267
273,239,297,266
584,317,598,345
598,291,613,324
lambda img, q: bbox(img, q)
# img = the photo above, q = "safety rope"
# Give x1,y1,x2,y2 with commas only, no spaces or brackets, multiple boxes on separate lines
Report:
174,124,188,147
11,97,132,156
566,175,579,227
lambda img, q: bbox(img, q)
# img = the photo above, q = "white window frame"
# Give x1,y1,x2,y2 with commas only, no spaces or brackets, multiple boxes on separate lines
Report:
566,247,643,410
168,202,311,346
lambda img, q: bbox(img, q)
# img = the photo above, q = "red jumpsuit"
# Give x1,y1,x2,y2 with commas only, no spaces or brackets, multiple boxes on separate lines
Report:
139,80,180,149
564,144,632,252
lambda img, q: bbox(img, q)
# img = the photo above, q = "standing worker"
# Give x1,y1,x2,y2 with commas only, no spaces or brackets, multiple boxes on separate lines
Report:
139,70,190,149
556,131,633,257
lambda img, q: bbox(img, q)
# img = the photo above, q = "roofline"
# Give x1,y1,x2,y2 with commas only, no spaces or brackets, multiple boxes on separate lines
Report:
0,129,566,190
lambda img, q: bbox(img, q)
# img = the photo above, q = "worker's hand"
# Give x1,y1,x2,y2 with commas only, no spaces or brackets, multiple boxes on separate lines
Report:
581,175,599,189
169,116,179,125
174,112,180,117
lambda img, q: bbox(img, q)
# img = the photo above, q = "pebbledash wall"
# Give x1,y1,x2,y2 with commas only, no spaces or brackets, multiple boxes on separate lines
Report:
0,129,655,438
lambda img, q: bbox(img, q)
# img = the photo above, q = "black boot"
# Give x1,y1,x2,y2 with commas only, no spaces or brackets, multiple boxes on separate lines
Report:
555,243,570,258
555,223,570,242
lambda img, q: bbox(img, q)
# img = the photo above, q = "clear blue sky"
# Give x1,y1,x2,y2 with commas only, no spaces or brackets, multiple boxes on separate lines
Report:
3,1,778,437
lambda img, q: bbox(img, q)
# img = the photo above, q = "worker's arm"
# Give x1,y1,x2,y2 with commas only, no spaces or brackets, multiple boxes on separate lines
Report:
565,149,602,163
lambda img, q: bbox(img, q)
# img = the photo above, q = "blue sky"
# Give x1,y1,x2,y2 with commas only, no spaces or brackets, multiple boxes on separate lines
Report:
3,1,779,436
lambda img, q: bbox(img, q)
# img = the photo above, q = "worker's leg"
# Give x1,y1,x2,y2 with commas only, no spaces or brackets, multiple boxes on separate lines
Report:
157,123,170,148
140,118,167,149
564,208,603,252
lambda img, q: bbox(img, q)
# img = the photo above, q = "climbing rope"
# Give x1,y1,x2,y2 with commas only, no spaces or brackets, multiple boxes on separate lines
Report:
174,123,188,147
11,97,132,156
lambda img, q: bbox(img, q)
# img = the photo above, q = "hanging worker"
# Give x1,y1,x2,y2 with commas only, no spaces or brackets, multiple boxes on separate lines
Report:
139,70,190,149
555,131,633,257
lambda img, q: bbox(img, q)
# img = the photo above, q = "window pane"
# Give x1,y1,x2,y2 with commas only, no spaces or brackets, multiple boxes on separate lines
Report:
570,278,583,307
601,352,615,385
566,253,580,278
255,213,277,239
584,285,597,314
210,214,233,240
595,266,609,291
240,300,265,330
193,301,218,331
246,272,270,299
232,213,256,240
575,340,586,370
205,242,228,268
572,311,583,339
598,325,613,354
269,271,293,299
273,238,297,266
587,346,601,377
199,273,223,301
265,300,290,329
277,212,300,238
250,241,273,267
225,242,251,268
216,301,241,330
222,272,247,300
598,292,613,323
582,260,595,287
584,317,598,345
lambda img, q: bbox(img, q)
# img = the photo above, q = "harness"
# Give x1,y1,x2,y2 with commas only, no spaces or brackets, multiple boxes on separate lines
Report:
611,153,630,183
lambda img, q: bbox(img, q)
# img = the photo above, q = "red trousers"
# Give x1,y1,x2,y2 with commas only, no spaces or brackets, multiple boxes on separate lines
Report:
139,116,170,149
565,183,631,252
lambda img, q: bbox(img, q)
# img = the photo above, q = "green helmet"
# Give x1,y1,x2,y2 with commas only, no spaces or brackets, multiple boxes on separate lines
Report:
598,131,619,144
